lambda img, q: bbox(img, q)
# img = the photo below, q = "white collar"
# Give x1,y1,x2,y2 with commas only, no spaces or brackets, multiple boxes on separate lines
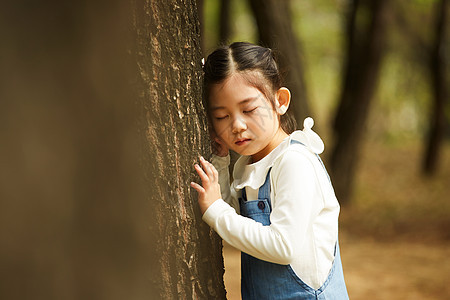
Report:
232,117,324,190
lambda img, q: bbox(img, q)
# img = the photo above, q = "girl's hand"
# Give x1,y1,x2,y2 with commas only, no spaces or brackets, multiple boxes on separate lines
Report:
211,131,229,157
190,156,222,215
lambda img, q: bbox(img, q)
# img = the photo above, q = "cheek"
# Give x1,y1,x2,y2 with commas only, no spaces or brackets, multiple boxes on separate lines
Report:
212,121,229,138
248,111,277,131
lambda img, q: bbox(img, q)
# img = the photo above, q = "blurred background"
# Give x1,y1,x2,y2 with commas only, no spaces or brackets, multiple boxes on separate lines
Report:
0,0,448,299
198,0,450,299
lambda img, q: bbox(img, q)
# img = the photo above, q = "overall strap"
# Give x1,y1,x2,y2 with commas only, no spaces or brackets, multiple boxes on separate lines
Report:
257,168,272,200
242,139,301,203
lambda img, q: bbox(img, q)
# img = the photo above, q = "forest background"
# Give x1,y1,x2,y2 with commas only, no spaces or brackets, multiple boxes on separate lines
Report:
202,0,450,236
202,0,450,299
0,0,448,299
201,0,450,299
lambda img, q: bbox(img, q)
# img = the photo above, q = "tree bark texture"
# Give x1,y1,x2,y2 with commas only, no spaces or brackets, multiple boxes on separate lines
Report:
248,0,310,127
0,0,226,299
330,0,388,204
133,0,226,298
423,0,449,175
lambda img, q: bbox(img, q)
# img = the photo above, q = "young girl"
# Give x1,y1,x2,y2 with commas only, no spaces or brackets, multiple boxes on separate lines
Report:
190,42,349,299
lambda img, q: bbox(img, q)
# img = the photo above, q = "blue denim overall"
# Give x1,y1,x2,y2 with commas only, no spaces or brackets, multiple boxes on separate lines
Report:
238,141,349,299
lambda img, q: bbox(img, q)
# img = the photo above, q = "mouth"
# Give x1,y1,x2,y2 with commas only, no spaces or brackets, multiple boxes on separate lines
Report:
235,138,251,146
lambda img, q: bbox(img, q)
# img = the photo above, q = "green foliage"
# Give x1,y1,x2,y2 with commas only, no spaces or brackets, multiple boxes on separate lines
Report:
203,0,220,51
203,0,257,52
203,0,445,142
290,0,344,123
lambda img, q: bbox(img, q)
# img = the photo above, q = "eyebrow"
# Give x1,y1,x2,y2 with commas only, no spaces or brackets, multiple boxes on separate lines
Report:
210,97,258,111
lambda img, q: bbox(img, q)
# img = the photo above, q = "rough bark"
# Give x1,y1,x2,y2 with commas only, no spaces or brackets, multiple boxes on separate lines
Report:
330,0,388,204
248,0,310,127
423,0,449,175
0,0,226,299
133,0,225,298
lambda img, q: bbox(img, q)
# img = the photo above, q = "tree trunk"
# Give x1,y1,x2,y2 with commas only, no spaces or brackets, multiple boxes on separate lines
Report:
330,0,388,204
423,0,449,175
133,0,226,298
0,0,226,299
248,0,310,127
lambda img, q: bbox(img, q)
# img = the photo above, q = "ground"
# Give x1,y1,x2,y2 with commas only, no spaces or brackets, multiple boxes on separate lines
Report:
223,237,450,300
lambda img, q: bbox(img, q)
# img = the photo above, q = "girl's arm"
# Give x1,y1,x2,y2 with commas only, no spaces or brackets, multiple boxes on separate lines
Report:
200,150,326,265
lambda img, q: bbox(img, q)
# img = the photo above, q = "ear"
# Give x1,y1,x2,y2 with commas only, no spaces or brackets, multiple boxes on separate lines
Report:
275,87,291,115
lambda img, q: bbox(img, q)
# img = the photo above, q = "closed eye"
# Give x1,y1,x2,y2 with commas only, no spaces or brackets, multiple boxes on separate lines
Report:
214,115,229,120
244,107,258,114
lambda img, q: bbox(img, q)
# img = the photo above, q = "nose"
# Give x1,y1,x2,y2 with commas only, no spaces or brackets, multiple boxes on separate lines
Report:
231,116,247,133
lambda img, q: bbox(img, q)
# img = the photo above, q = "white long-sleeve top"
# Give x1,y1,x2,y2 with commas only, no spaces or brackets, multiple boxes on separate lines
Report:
202,118,340,289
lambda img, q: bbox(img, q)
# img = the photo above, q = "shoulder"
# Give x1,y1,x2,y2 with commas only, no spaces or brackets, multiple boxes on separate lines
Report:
277,144,317,168
272,145,317,183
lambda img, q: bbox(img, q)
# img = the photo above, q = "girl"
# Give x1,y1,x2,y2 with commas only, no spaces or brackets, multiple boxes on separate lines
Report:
190,42,349,299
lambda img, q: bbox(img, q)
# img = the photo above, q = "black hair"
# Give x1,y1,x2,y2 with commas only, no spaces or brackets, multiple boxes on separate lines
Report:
203,42,296,134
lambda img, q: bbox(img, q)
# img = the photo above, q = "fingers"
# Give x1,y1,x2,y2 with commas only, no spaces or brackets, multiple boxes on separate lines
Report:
207,158,218,181
192,156,218,189
200,156,216,181
191,156,221,215
194,163,209,184
190,181,205,194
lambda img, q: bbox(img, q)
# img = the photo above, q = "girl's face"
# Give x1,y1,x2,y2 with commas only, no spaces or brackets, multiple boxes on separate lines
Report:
208,73,289,162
